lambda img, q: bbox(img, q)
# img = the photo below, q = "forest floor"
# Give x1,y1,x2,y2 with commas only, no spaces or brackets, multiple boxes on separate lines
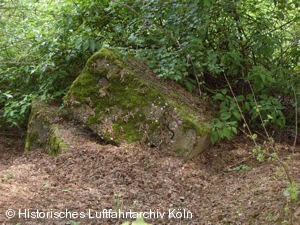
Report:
0,129,299,225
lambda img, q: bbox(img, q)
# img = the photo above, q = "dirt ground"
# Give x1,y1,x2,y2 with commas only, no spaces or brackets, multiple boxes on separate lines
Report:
0,128,299,225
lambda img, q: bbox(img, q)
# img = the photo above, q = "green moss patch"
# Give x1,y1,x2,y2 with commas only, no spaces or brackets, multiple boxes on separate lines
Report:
113,119,142,143
182,115,209,136
65,70,99,104
47,126,68,156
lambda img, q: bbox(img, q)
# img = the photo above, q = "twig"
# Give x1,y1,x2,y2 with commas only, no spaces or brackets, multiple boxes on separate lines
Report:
292,86,298,153
175,38,202,97
226,155,253,171
0,61,38,65
188,57,202,97
223,72,257,146
247,80,270,139
111,0,139,15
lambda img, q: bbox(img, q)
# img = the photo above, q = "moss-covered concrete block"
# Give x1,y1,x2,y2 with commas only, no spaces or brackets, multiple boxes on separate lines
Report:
25,99,68,155
64,47,211,158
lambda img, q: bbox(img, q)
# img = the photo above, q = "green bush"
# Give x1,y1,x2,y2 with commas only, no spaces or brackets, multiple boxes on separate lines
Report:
0,0,298,142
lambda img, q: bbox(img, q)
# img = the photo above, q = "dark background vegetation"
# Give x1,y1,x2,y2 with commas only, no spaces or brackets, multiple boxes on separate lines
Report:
0,0,299,144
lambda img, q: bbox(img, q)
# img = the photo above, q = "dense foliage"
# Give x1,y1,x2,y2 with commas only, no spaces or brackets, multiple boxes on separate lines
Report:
0,0,299,143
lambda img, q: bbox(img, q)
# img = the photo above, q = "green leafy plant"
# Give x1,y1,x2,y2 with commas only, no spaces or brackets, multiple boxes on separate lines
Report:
66,221,80,225
1,174,13,183
2,94,33,127
210,89,240,144
42,184,52,189
252,146,266,163
233,165,253,171
210,119,238,144
113,193,123,213
211,87,287,144
283,182,299,202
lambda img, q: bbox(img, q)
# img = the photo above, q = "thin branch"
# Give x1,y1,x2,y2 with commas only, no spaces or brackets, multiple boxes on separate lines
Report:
247,80,270,139
292,86,298,153
0,61,38,65
223,72,257,146
175,38,202,97
111,0,139,15
267,19,297,35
